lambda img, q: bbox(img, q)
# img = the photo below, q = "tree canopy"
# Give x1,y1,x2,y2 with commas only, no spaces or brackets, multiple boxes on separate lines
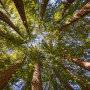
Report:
0,0,90,89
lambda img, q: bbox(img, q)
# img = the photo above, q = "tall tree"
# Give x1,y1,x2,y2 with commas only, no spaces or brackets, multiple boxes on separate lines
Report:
59,1,90,31
13,0,29,34
31,54,43,90
0,11,23,38
0,59,25,90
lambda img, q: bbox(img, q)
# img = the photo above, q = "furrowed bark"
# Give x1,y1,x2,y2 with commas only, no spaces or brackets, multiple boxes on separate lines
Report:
13,0,29,34
59,1,90,31
0,11,23,38
31,54,43,90
49,64,73,90
0,61,23,89
59,63,90,89
40,0,49,20
63,54,90,71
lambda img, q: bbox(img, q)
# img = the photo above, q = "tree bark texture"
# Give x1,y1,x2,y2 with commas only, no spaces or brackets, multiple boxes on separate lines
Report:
31,54,43,90
0,61,23,90
13,0,29,34
0,11,23,38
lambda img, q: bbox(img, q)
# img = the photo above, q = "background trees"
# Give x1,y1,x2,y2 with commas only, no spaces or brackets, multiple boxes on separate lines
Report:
0,0,90,89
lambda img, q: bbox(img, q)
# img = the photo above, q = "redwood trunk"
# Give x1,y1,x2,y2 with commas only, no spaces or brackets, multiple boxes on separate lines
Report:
0,61,23,90
40,0,49,20
59,1,90,31
0,11,23,38
13,0,29,34
63,54,90,71
50,65,73,90
31,54,43,90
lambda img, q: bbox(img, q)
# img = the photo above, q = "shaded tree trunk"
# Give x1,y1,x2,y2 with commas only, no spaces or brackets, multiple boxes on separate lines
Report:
59,63,90,89
0,11,23,38
0,61,24,90
13,0,29,34
31,54,43,90
59,1,90,31
49,64,73,90
0,0,10,16
63,54,90,71
40,0,49,20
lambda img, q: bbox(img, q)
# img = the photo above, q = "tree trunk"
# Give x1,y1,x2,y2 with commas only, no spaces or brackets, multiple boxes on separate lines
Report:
63,54,90,71
59,63,90,89
59,1,90,31
13,0,29,34
0,61,23,90
0,11,23,38
40,0,49,20
50,65,73,90
31,54,43,90
0,0,10,16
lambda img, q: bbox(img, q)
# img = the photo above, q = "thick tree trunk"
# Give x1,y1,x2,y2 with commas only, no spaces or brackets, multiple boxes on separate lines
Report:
40,0,49,20
63,54,90,71
31,54,43,90
0,61,23,90
13,0,29,34
50,65,73,90
59,1,90,31
0,11,23,38
59,63,90,89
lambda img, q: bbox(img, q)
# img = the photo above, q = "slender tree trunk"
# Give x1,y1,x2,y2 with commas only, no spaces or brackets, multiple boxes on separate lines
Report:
49,64,73,90
59,1,90,31
13,0,29,34
0,0,10,16
0,61,23,90
31,54,43,90
40,0,49,20
0,11,23,38
59,63,90,89
63,54,90,71
0,30,12,41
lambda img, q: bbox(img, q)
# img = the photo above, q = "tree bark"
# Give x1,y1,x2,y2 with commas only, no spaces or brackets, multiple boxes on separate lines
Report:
40,0,49,20
59,1,90,31
59,63,90,89
31,54,43,90
0,11,23,38
49,64,73,90
63,54,90,71
0,61,23,90
13,0,29,34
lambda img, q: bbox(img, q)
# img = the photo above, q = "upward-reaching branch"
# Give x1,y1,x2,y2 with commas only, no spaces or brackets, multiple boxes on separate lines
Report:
59,1,90,31
13,0,29,34
0,11,23,38
40,0,49,20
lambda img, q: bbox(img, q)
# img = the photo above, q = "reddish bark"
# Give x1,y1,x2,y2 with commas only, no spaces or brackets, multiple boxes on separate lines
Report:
13,0,29,34
40,0,49,20
59,1,90,31
31,54,43,90
63,54,90,71
0,61,23,90
0,11,23,38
